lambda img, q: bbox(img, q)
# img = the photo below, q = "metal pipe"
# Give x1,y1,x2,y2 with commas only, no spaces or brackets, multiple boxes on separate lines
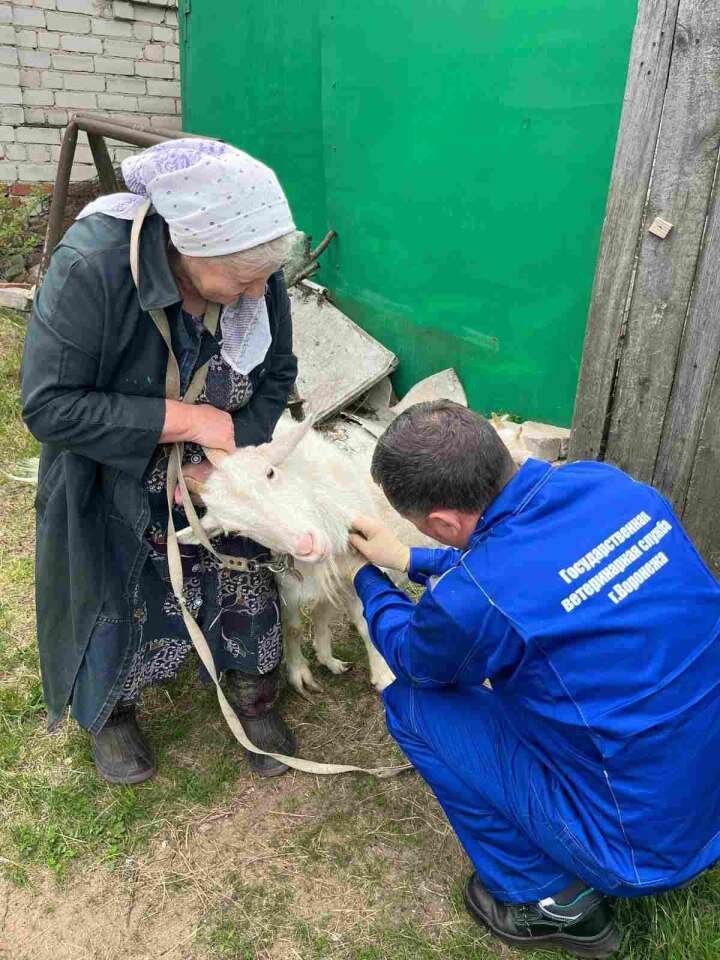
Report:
72,114,168,147
41,120,78,277
87,133,118,193
74,112,198,141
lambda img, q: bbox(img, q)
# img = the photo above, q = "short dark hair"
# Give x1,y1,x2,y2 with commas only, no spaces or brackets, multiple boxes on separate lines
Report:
371,400,515,516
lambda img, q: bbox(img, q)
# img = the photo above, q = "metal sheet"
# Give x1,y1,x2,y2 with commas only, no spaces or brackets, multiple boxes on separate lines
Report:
291,287,397,422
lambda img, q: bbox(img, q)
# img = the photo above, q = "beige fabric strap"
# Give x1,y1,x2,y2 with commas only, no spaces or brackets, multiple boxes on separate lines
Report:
130,201,408,778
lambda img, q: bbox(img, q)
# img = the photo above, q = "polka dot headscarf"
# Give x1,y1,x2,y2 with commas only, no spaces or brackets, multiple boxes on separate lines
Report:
76,137,296,258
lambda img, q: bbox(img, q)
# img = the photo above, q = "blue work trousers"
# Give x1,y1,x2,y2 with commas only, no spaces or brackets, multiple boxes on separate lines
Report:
384,681,649,904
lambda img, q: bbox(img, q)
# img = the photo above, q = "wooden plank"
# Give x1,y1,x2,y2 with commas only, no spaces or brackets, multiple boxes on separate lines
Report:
569,0,680,462
654,164,720,509
682,353,720,578
604,0,720,481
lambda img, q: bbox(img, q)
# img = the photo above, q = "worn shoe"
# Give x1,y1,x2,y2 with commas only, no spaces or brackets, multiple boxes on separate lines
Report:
91,703,156,785
240,708,297,778
464,873,622,958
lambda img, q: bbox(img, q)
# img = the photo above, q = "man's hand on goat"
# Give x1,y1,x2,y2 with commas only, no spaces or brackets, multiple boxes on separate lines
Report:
349,515,411,572
174,459,214,506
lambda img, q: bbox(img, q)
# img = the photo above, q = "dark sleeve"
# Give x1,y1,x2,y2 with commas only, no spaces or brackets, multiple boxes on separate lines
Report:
231,272,297,447
353,564,512,686
21,247,166,480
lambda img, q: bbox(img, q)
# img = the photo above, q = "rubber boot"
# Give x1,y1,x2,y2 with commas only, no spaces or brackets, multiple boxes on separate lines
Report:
90,702,156,785
224,666,297,778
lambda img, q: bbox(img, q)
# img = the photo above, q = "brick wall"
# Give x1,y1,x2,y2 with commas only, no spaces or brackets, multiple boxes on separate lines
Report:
0,0,181,183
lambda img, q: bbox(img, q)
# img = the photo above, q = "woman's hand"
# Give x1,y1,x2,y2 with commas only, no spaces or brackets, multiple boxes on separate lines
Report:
161,400,236,453
174,459,214,506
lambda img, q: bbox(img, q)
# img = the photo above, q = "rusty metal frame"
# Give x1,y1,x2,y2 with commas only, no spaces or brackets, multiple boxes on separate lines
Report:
40,111,200,279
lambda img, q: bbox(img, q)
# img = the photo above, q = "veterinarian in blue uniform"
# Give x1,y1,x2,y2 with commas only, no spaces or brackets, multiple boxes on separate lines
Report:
350,400,720,959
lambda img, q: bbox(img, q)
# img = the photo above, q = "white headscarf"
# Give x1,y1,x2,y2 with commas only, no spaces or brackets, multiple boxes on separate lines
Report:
76,138,296,374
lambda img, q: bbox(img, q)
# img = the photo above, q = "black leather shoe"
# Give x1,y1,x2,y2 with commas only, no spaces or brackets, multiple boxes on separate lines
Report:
240,708,297,778
91,703,156,785
464,873,622,958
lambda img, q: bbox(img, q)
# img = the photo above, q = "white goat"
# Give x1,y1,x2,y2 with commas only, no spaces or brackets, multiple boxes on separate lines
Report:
179,416,397,696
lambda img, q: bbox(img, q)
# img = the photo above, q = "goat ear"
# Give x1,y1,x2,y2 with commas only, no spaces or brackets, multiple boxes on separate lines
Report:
202,446,229,467
267,413,317,466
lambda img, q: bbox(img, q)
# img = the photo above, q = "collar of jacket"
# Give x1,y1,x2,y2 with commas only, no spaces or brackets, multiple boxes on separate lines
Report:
136,212,183,311
470,458,554,543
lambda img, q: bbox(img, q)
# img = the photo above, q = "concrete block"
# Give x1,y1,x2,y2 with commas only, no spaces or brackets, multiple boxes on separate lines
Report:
146,77,178,97
0,123,15,140
12,6,46,26
45,10,90,31
103,37,142,57
164,8,176,25
97,91,136,110
0,160,18,179
51,51,94,70
4,142,26,159
44,106,68,124
40,69,63,87
137,94,175,114
0,64,18,84
18,161,56,180
0,45,17,65
135,5,164,22
106,74,144,93
0,25,13,43
520,421,572,462
19,66,40,86
55,89,96,107
142,41,163,61
17,124,59,142
51,141,91,161
63,71,104,90
94,54,133,74
0,5,12,24
0,85,21,104
135,58,171,77
164,43,179,63
56,0,98,12
108,143,135,161
0,285,36,311
23,105,45,122
60,33,102,52
0,104,24,123
33,0,58,9
91,17,132,36
37,30,60,47
111,0,133,19
151,24,172,41
131,20,151,39
69,161,94,180
15,29,38,47
26,142,51,161
18,47,51,66
22,87,54,105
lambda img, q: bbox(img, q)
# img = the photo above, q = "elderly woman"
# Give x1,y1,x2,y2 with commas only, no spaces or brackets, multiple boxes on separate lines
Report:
21,139,302,783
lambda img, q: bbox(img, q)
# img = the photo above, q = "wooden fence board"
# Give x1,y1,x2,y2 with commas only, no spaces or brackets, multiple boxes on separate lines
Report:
569,0,680,462
683,355,720,577
654,160,720,509
603,0,720,482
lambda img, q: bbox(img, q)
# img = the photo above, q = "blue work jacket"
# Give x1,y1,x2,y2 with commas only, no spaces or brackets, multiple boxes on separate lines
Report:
355,458,720,891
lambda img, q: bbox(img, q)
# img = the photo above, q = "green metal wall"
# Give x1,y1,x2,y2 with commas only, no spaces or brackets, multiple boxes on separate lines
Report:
180,1,636,425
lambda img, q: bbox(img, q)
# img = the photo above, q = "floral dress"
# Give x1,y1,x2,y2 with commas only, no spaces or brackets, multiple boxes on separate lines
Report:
119,310,283,705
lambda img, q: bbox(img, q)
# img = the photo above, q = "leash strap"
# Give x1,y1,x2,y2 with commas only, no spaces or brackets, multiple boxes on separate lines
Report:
130,201,409,778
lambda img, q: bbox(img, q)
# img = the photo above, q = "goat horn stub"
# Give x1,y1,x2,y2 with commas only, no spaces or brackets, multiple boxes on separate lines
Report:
267,414,317,466
202,446,230,467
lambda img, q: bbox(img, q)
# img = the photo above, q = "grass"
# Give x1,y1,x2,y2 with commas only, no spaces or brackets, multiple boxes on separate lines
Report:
1,308,720,959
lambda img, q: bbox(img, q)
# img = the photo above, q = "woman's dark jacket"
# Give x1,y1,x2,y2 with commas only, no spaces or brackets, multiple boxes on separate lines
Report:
20,212,297,732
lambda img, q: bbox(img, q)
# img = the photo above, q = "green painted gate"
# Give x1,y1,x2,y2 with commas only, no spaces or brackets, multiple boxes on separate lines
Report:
179,1,637,425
